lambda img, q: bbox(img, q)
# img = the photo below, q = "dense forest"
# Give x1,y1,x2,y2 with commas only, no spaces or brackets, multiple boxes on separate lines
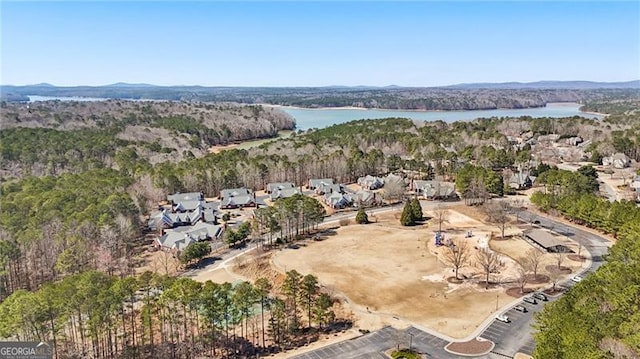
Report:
0,269,345,358
0,100,295,177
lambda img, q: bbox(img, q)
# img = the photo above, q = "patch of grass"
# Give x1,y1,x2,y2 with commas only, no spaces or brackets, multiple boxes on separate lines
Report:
391,349,421,359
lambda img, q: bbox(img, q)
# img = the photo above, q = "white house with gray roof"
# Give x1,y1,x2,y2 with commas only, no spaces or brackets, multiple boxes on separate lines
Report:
220,187,255,209
357,175,384,190
269,187,301,201
411,180,456,200
266,182,295,193
308,178,334,191
156,222,224,253
148,192,217,230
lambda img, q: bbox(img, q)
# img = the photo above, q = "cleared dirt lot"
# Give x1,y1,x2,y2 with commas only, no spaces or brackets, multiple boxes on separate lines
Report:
272,208,519,339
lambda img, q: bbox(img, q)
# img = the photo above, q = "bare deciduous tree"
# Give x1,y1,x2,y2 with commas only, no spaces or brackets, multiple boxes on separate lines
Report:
442,239,471,280
556,252,566,270
382,178,406,204
433,205,448,233
515,258,529,294
524,248,545,281
549,271,562,292
483,201,512,239
475,248,505,289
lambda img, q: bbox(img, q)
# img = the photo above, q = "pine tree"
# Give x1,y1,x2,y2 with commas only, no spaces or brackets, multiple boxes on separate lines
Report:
355,208,369,224
400,201,414,226
410,198,423,221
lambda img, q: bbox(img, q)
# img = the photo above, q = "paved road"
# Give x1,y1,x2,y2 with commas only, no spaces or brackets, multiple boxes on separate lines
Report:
291,210,612,359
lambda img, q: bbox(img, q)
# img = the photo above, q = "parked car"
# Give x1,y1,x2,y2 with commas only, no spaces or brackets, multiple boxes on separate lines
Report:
523,296,537,305
571,275,583,283
496,314,510,323
514,305,527,313
533,292,548,301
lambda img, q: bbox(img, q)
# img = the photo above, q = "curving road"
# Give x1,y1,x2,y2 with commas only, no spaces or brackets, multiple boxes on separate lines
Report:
291,209,612,359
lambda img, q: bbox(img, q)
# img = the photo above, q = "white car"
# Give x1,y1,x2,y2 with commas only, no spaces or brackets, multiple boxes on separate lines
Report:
496,314,510,323
571,276,583,283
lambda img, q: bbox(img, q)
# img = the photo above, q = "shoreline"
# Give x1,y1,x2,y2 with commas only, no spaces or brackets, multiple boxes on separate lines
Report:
263,102,605,115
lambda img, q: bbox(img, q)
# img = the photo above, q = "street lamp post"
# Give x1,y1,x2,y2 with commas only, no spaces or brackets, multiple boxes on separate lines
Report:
495,294,499,311
408,333,414,352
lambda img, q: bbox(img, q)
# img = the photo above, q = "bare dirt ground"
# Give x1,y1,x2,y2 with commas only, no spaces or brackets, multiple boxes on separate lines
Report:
190,267,245,283
135,249,180,276
270,207,521,339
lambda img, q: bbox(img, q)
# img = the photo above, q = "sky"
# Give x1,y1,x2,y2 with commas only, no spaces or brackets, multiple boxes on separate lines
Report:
1,1,639,87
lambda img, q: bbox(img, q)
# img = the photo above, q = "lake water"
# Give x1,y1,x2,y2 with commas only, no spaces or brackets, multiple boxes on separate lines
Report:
280,103,603,131
27,96,603,131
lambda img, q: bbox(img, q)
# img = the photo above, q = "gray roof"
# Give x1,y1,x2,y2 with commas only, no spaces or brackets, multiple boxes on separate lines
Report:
157,232,196,251
352,190,378,205
158,222,223,251
309,178,334,189
221,195,255,207
174,200,203,212
324,192,352,208
358,175,384,189
269,188,301,200
203,207,216,223
524,229,564,249
220,188,252,199
167,192,203,204
413,180,455,197
267,182,295,192
319,183,342,194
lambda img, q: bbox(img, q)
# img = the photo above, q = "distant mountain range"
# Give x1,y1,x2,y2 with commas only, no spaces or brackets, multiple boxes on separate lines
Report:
447,80,640,89
3,80,639,91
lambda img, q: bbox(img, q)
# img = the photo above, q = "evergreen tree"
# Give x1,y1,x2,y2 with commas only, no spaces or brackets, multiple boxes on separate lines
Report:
355,208,369,224
410,198,423,221
400,201,414,226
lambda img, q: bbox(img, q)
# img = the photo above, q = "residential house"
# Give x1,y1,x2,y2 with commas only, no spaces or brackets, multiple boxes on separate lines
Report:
148,192,213,230
266,182,295,193
324,191,353,209
508,172,536,190
357,175,384,190
411,180,456,200
308,178,335,192
156,222,224,253
351,190,381,207
269,187,301,201
308,179,343,195
167,192,204,205
220,187,255,209
603,153,631,169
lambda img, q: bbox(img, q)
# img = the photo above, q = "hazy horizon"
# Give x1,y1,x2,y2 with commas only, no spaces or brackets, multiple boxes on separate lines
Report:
3,79,640,88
